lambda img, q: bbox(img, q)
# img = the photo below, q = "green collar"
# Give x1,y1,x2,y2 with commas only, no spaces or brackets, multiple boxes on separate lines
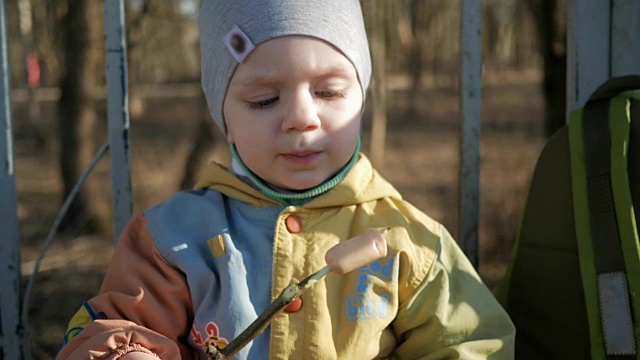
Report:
230,139,361,207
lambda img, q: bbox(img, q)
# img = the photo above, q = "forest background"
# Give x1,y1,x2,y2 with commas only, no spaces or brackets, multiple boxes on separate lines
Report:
7,0,566,357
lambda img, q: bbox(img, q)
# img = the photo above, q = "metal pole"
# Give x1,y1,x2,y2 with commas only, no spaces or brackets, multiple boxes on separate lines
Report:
566,0,610,113
458,0,482,268
610,0,640,77
0,0,24,356
104,0,132,244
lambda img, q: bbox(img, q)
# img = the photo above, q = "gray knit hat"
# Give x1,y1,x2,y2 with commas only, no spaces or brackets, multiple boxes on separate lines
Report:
198,0,372,136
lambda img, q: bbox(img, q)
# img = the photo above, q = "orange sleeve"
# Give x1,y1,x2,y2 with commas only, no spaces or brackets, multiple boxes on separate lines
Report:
56,214,196,360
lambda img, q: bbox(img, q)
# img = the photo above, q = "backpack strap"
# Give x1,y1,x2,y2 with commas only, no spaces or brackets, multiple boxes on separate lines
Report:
609,94,640,357
569,82,640,359
588,75,640,102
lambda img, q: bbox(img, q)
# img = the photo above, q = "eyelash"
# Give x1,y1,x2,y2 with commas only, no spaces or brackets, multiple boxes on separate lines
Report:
317,90,348,99
246,98,278,110
245,90,348,110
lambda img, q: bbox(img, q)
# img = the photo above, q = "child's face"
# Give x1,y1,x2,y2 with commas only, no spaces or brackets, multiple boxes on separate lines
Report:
223,36,363,191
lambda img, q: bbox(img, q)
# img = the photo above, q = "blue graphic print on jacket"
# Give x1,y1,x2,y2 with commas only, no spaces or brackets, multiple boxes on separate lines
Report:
345,254,397,321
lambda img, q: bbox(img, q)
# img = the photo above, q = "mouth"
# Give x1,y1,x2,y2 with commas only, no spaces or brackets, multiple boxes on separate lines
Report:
282,150,321,164
287,150,316,157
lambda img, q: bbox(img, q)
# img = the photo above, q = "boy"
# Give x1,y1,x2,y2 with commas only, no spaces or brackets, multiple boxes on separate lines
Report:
57,1,515,359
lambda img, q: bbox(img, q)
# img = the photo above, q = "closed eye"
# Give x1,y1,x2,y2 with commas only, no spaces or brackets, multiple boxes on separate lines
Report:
246,97,278,110
316,90,348,99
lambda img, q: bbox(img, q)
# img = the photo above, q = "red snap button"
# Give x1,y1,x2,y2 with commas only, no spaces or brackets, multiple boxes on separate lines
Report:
284,296,302,313
285,215,302,233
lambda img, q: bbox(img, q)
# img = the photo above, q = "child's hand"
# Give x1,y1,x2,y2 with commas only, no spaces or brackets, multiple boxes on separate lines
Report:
119,352,158,360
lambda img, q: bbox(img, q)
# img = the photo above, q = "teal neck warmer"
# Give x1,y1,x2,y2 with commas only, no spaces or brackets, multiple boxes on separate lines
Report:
230,138,361,207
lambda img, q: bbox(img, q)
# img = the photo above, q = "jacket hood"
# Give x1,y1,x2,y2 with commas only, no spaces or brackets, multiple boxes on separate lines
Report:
194,153,402,208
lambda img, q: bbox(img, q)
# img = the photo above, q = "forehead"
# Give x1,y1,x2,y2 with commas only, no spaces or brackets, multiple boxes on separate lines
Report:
229,36,359,86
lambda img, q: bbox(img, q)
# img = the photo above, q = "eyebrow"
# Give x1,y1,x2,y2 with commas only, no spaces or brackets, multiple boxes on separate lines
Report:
233,72,283,88
233,63,355,88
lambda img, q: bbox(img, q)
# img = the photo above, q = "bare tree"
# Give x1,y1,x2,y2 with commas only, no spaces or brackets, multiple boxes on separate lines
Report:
525,0,567,137
17,0,46,149
397,0,423,95
362,0,388,165
180,92,219,189
58,0,104,232
125,0,189,120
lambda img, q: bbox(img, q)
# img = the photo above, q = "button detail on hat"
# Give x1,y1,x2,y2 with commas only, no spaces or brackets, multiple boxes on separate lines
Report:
284,297,302,313
285,215,302,233
223,25,256,63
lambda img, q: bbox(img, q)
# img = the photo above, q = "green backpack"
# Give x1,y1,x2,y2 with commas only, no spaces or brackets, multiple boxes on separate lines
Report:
497,75,640,359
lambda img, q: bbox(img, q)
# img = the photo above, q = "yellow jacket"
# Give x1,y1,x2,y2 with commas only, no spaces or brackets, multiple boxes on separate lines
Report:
58,154,514,359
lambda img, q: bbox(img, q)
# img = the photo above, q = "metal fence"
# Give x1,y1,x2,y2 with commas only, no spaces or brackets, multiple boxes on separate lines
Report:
567,0,640,109
1,2,132,358
1,0,639,358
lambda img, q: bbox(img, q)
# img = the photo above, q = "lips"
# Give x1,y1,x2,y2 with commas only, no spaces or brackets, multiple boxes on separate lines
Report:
282,150,320,164
287,151,316,157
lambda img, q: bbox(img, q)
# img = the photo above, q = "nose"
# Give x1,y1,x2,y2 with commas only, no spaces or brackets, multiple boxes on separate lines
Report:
281,90,320,132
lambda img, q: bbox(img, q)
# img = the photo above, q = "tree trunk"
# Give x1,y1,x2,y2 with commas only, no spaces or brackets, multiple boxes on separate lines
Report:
363,0,387,166
526,0,567,137
58,0,103,232
180,93,218,190
398,0,422,95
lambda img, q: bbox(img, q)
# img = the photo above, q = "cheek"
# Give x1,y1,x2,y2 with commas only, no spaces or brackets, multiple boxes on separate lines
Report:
232,129,270,156
326,106,362,134
225,111,255,145
335,96,364,127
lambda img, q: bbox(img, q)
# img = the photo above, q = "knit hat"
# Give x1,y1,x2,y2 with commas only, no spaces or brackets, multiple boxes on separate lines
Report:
198,0,372,136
